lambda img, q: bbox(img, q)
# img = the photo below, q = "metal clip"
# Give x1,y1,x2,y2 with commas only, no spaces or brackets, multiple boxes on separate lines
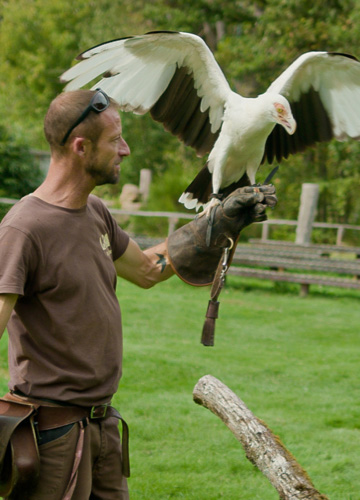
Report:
220,238,234,281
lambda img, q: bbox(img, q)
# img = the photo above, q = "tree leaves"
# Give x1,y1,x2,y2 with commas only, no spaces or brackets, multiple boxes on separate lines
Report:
0,0,359,229
0,124,43,197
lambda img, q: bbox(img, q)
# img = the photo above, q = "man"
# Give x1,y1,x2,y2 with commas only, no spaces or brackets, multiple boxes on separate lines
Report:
0,89,276,499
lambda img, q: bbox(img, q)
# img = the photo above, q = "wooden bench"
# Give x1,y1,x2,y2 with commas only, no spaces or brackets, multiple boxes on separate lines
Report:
248,238,360,257
229,241,360,296
133,234,360,295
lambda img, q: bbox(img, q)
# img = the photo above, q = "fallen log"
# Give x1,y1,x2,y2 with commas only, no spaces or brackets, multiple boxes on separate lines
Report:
193,375,329,500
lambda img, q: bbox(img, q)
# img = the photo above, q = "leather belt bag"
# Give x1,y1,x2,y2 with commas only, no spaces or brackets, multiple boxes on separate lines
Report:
0,397,40,499
0,394,130,499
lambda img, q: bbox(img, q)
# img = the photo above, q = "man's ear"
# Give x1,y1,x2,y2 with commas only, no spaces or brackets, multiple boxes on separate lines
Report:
72,137,91,157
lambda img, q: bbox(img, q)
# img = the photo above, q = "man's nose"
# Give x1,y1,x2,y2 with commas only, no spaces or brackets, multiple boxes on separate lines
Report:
119,137,130,157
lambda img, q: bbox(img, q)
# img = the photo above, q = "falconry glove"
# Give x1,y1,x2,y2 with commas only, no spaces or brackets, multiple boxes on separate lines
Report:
167,185,277,345
167,185,277,286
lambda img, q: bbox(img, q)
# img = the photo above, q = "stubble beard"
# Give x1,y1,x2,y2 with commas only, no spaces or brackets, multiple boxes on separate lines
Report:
85,154,120,186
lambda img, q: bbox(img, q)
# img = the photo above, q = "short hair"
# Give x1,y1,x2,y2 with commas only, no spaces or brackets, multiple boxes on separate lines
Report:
44,89,119,155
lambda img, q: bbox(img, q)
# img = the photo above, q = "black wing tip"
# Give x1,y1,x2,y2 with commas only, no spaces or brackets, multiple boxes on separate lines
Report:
145,30,180,35
75,31,182,61
327,52,359,62
75,36,134,60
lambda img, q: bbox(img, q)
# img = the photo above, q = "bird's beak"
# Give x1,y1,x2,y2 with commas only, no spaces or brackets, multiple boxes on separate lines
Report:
281,116,297,135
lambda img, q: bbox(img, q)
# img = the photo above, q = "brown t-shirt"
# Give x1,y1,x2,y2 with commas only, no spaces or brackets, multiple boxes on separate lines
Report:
0,194,129,406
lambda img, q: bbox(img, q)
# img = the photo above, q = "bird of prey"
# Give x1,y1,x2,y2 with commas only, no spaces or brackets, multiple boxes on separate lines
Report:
60,31,360,212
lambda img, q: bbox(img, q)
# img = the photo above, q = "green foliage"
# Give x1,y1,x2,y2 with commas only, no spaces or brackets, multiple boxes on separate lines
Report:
0,203,12,222
270,141,360,226
0,124,43,197
142,0,256,36
120,114,188,185
0,0,359,227
0,0,99,147
147,146,203,211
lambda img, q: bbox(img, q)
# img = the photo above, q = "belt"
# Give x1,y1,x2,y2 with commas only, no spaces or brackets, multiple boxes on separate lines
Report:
38,404,130,479
36,403,116,430
7,392,130,478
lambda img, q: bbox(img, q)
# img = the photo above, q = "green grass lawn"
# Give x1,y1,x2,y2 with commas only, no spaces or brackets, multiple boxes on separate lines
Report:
1,276,360,499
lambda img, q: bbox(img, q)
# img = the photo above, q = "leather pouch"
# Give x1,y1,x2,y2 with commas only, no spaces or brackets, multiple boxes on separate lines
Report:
0,398,40,499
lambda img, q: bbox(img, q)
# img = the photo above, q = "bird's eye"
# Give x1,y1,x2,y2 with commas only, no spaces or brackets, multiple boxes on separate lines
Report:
277,107,284,114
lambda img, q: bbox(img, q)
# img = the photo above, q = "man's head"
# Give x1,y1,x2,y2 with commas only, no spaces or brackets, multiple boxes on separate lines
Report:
44,89,118,152
60,89,111,146
44,89,130,185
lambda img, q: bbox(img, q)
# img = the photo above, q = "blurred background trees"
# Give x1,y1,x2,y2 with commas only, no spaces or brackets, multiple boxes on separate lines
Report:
0,0,359,236
0,124,41,197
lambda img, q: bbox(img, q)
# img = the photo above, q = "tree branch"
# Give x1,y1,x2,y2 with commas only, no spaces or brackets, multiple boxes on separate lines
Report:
193,375,329,500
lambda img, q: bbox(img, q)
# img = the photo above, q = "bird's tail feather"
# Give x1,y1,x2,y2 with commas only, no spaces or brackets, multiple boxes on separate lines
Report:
178,164,213,210
178,164,250,211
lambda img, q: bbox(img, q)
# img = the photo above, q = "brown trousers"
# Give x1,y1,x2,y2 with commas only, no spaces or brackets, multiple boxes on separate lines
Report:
27,418,129,500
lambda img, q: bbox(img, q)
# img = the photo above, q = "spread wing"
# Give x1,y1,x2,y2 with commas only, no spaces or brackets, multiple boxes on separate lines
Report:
60,31,234,157
263,51,360,163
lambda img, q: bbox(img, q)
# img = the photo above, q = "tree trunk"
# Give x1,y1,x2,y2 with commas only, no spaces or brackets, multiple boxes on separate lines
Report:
193,375,329,500
202,22,217,51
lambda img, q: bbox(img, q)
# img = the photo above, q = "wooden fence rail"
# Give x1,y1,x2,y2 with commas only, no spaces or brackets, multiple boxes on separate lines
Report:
1,197,360,244
2,197,360,294
259,218,360,246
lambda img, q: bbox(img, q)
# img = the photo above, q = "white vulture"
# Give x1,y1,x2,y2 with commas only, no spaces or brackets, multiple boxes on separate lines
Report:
60,31,360,211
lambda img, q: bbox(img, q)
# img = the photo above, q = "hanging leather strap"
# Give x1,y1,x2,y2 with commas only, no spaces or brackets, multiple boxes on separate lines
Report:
62,419,86,500
60,405,130,500
201,239,235,346
105,407,130,478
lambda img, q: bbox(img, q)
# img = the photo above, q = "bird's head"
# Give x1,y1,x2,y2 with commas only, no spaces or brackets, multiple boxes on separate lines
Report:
270,96,297,135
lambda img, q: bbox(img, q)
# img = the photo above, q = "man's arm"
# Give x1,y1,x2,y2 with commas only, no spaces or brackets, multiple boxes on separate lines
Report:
0,294,18,339
114,238,174,289
115,186,276,290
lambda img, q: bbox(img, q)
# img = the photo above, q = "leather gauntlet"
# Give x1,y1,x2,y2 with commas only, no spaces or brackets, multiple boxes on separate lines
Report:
167,185,277,286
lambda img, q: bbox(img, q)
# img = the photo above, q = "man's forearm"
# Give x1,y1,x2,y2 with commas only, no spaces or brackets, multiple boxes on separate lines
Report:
0,294,17,338
143,241,175,283
115,238,174,289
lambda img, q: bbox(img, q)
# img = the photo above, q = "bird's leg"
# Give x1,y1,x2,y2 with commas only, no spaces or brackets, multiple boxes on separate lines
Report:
198,194,224,246
197,194,223,219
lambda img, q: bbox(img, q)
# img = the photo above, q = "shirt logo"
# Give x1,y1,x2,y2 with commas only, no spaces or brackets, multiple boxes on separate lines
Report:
99,233,112,257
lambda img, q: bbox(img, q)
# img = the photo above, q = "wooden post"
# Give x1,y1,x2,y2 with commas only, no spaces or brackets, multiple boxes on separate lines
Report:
261,222,270,241
295,184,319,245
336,226,345,246
193,375,329,500
299,283,310,298
139,169,152,204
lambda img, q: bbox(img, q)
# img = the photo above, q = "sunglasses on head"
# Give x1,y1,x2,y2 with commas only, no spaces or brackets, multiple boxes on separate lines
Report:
60,89,110,146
